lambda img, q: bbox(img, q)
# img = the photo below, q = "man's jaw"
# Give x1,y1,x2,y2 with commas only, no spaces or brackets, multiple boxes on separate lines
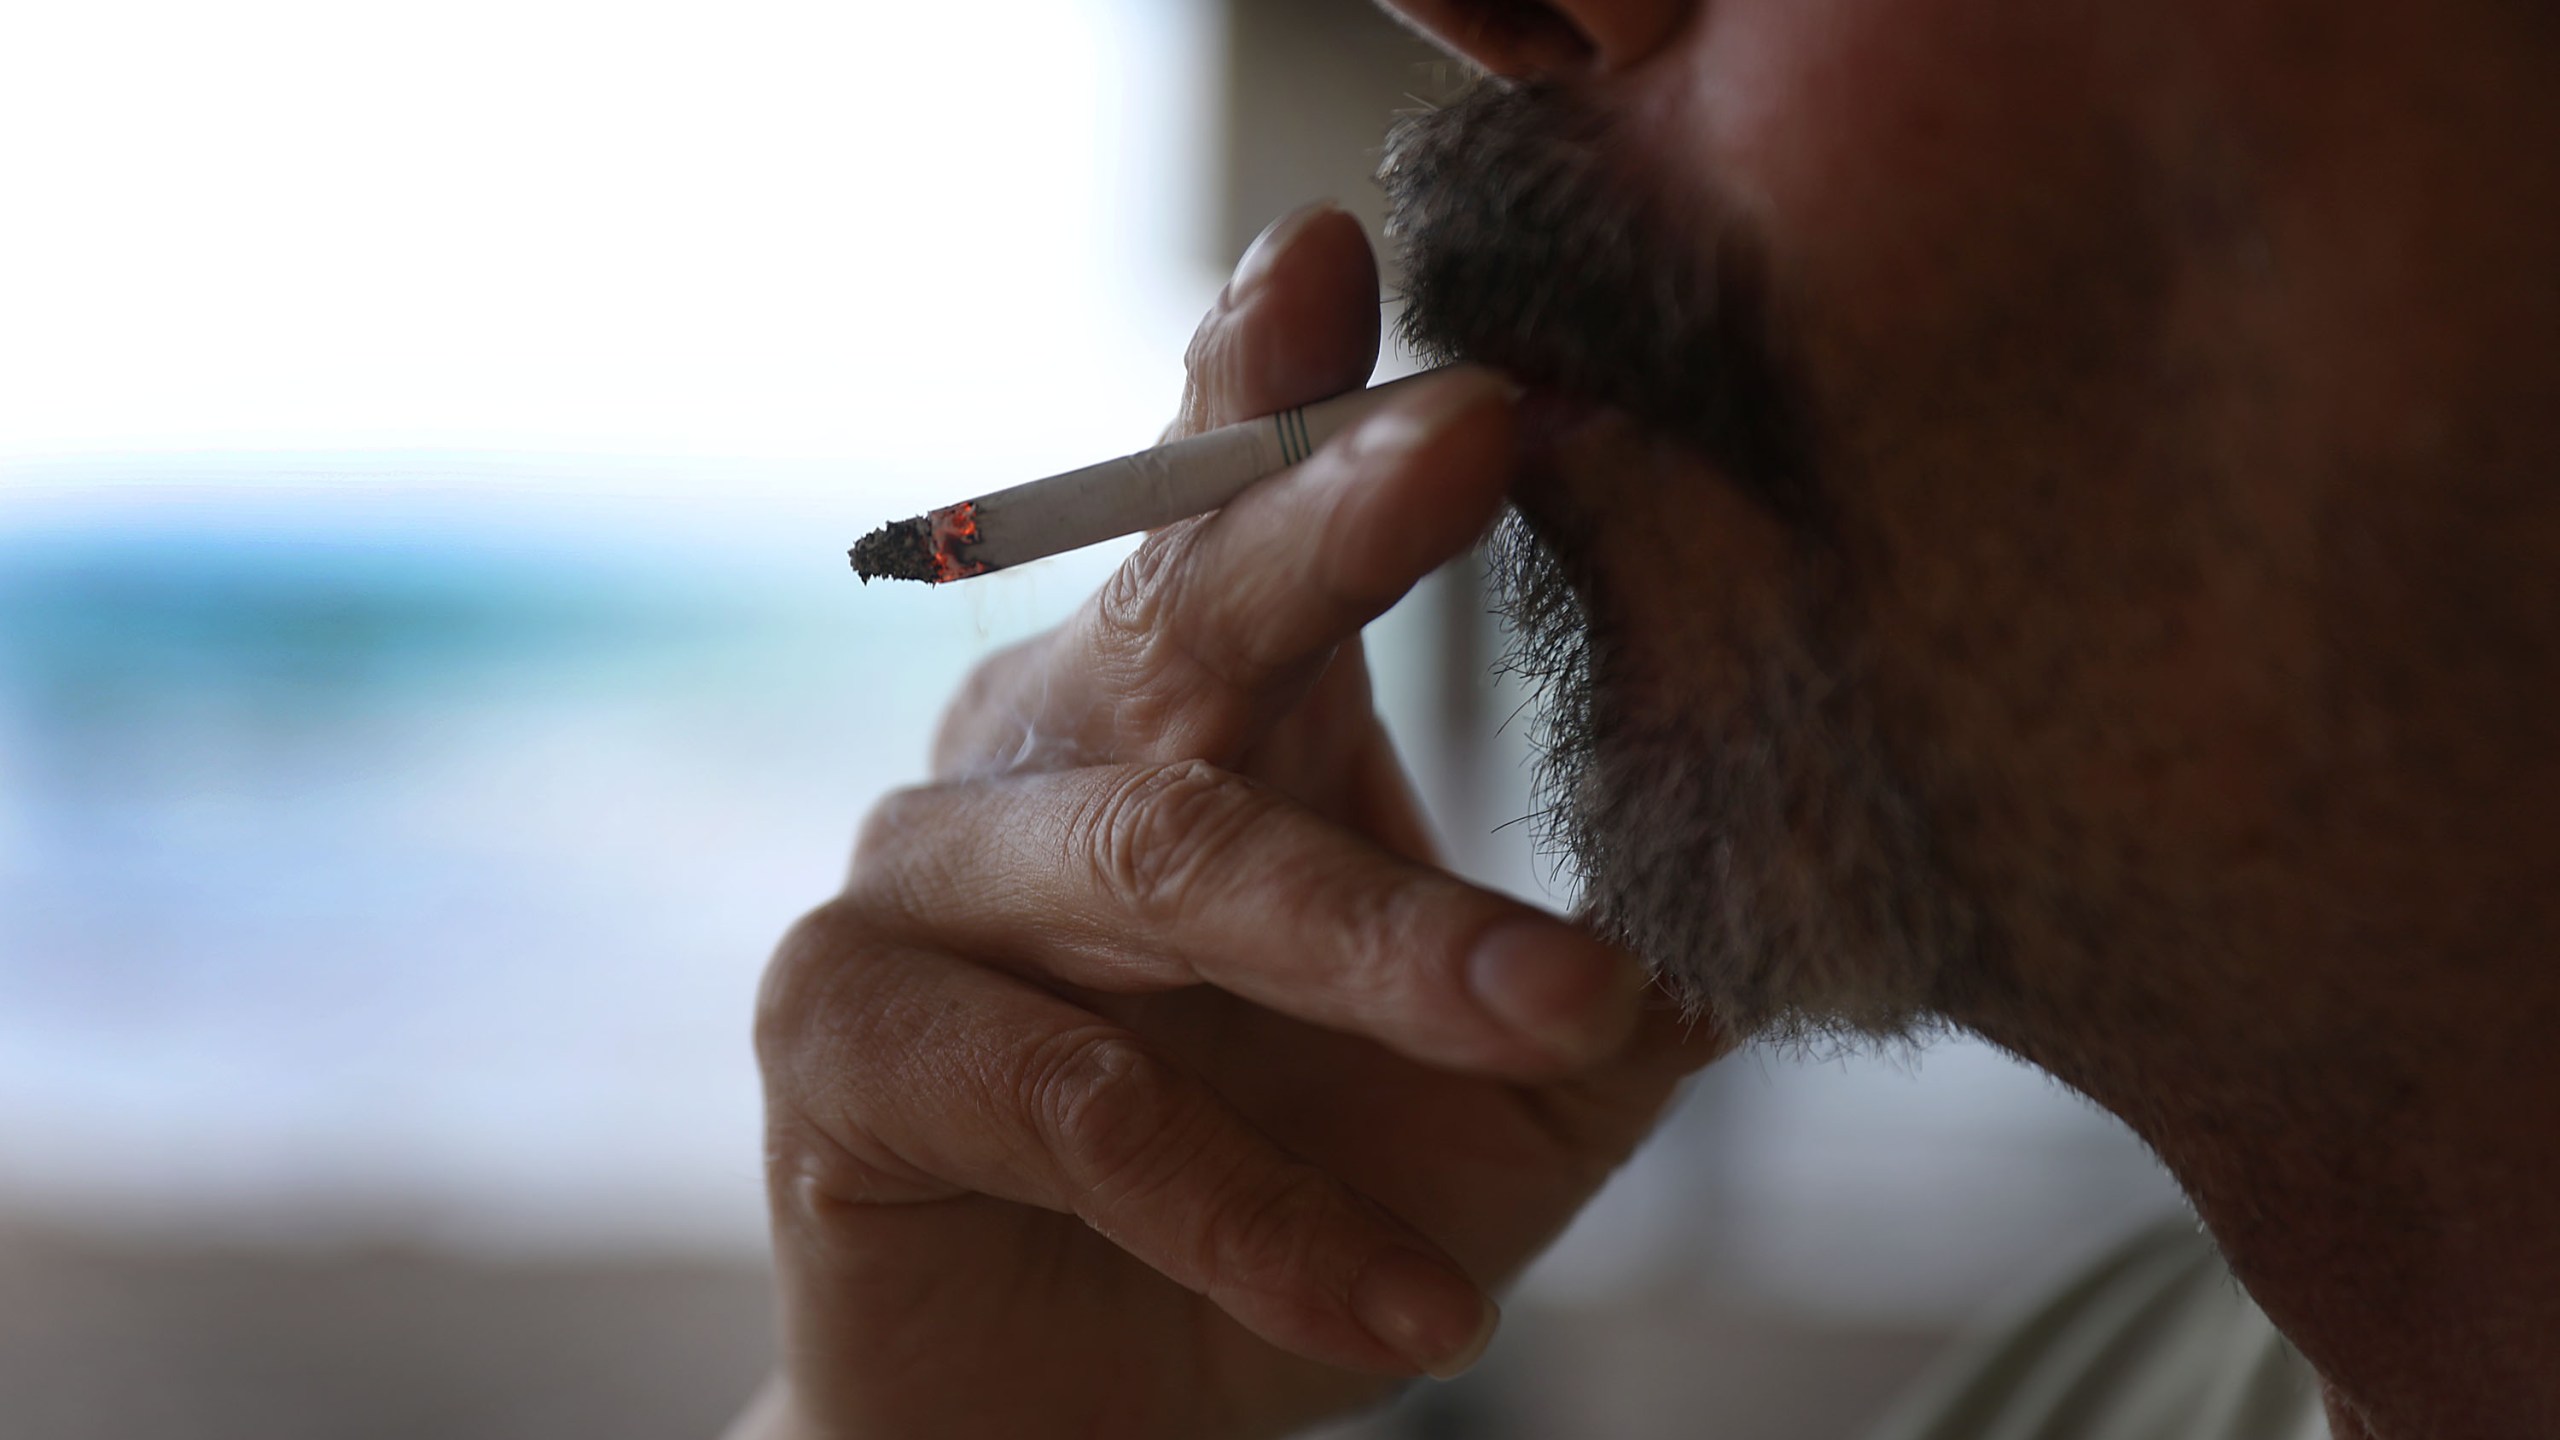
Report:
1502,383,1810,683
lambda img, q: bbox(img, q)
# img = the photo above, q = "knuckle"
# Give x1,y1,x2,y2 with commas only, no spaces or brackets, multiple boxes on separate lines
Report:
1182,302,1218,378
938,640,1014,730
1202,1165,1344,1301
844,786,973,926
842,780,1009,941
1085,527,1266,746
1178,302,1235,420
763,1115,870,1225
850,783,939,875
755,923,950,1217
930,633,1050,773
1083,759,1264,918
755,899,851,1068
755,898,896,1082
1338,876,1443,1010
1091,531,1189,655
1024,1027,1194,1203
764,1097,941,1232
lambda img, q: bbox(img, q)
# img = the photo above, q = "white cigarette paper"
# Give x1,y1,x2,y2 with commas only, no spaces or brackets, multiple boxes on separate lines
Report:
850,367,1448,583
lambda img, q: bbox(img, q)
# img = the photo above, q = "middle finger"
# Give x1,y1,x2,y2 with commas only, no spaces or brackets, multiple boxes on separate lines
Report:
936,368,1517,776
850,759,1648,1078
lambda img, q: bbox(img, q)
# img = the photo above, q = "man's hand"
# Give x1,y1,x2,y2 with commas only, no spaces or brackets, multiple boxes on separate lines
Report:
744,204,1724,1440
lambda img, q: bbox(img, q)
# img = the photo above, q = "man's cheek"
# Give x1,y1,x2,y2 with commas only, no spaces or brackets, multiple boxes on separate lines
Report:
1645,0,2135,337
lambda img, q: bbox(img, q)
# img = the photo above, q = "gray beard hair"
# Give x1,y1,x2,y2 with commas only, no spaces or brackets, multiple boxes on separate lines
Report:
1482,511,1975,1047
1387,82,1986,1044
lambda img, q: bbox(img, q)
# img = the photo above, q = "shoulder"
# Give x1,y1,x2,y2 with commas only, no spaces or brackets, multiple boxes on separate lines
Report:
1862,1220,2329,1440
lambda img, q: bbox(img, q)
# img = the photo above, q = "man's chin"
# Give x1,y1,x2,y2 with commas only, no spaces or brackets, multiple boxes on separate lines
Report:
1483,473,1971,1046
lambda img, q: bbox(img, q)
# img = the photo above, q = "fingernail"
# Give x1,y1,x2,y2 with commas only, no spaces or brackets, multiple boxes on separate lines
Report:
1467,918,1648,1065
1226,200,1340,308
1350,1249,1501,1379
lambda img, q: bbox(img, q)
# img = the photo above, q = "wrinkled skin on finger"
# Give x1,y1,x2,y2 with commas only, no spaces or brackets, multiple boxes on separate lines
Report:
932,207,1398,788
748,206,1728,1440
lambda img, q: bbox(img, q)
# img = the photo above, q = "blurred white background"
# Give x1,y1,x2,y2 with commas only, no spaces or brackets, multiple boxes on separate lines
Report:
1,0,1213,1251
0,1,2183,1436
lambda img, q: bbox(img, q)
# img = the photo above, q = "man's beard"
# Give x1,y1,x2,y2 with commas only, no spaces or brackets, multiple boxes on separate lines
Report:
1384,84,1982,1043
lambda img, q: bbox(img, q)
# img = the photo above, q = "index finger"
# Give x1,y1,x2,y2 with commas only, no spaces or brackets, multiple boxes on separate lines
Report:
934,203,1498,775
1078,369,1518,766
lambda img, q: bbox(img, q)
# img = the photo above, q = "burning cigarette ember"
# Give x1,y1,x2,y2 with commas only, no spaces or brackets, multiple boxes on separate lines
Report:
850,502,987,584
849,369,1446,583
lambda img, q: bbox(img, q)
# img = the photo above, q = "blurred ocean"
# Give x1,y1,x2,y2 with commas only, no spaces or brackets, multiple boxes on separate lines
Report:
0,0,1222,1262
0,469,1135,1252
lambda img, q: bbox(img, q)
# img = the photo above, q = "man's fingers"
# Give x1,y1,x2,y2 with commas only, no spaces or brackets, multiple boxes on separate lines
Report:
937,369,1518,775
850,760,1648,1079
932,203,1477,778
759,918,1499,1378
1093,199,1517,762
1171,202,1382,442
1078,369,1518,765
1137,369,1518,742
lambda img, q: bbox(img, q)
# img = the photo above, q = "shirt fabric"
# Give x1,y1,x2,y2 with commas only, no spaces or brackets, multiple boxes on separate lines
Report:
1862,1220,2331,1440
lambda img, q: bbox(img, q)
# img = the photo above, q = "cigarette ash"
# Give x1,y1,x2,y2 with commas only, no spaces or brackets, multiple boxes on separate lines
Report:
848,501,991,584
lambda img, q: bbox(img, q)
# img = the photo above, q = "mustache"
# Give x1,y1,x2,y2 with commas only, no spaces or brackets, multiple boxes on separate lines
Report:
1379,82,1822,532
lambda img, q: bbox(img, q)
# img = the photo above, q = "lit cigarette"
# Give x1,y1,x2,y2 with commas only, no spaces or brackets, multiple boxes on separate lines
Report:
850,368,1449,583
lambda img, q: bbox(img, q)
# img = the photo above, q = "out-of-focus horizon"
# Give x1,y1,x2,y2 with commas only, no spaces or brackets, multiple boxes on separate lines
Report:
0,1,2184,1436
1,0,1218,1254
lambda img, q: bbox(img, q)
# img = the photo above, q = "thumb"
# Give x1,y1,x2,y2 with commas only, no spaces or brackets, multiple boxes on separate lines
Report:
1171,202,1384,441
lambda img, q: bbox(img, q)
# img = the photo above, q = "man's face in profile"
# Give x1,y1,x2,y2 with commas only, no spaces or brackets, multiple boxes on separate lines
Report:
1381,2,2560,1052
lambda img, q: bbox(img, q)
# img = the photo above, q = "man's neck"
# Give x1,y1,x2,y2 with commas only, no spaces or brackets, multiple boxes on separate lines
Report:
1991,969,2560,1440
